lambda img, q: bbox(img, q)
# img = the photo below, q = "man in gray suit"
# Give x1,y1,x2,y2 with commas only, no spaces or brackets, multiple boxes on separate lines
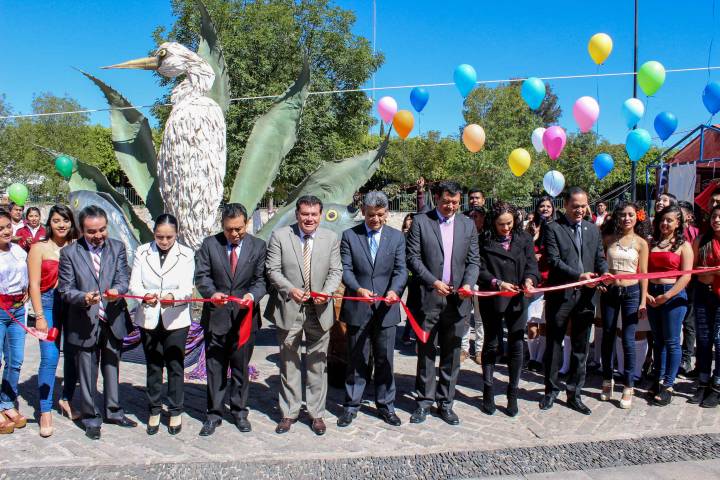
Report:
58,205,136,440
337,191,407,427
266,195,342,435
406,181,480,425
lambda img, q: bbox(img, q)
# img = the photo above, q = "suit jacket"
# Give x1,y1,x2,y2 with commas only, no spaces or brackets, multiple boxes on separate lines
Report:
265,224,343,332
477,230,540,313
194,233,267,336
128,241,195,330
405,210,481,320
58,238,132,348
340,224,408,327
544,216,609,299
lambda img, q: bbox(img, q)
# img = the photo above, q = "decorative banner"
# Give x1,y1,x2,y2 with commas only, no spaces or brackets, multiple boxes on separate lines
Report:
409,87,430,112
7,183,29,206
542,126,567,160
462,124,486,152
54,155,74,179
377,96,397,123
654,112,678,141
543,170,565,197
637,61,666,97
531,127,546,153
702,81,720,115
508,148,531,176
521,77,546,110
588,33,613,65
454,64,477,98
572,96,600,133
626,128,652,162
622,98,645,129
392,110,414,139
593,153,614,180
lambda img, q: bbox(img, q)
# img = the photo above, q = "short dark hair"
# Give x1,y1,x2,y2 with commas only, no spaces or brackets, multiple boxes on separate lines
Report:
464,205,486,217
563,186,587,202
153,213,179,231
78,205,108,230
8,201,22,211
296,195,323,212
468,188,484,197
24,206,40,219
677,200,694,212
435,181,462,197
221,203,248,224
597,201,607,208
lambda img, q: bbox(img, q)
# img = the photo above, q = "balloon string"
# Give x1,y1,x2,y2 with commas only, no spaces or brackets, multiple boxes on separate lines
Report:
596,64,601,136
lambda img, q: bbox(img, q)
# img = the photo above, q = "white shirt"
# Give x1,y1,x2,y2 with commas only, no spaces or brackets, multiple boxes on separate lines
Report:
297,228,316,255
11,220,24,236
0,244,28,294
364,224,383,247
595,213,607,226
227,239,244,260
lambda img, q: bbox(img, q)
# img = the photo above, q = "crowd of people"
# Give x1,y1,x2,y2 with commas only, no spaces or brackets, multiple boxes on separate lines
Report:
0,181,719,441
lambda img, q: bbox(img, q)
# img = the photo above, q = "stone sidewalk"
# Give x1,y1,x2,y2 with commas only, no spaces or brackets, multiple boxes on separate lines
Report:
2,319,720,478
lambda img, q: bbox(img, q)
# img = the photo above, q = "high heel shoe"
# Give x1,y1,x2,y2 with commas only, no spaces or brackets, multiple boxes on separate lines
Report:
39,412,54,438
0,412,15,434
168,414,182,435
58,399,80,421
506,386,519,417
3,409,27,429
599,380,614,401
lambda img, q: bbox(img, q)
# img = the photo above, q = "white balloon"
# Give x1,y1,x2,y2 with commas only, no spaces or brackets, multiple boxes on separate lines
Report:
531,127,546,153
543,170,565,198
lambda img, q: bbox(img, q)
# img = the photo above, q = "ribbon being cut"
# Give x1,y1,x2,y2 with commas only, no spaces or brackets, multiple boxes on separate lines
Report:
0,294,59,342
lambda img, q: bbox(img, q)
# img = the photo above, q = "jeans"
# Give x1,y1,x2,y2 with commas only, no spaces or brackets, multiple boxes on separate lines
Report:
647,284,688,387
37,289,61,413
0,304,26,410
601,284,640,387
694,283,720,384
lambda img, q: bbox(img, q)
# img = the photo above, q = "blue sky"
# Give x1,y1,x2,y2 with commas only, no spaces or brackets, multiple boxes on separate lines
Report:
1,0,718,147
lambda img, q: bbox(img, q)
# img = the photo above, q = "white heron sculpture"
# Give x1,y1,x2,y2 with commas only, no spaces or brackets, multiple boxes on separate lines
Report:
104,42,226,250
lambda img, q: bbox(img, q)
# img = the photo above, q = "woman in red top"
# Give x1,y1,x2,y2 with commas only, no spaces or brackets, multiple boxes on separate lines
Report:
27,205,77,437
15,207,46,252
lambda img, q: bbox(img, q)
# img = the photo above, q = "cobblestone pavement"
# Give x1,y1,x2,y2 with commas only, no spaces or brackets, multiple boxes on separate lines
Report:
2,317,720,478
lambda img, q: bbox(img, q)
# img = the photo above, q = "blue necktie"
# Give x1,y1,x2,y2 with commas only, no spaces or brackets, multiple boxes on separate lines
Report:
369,230,378,263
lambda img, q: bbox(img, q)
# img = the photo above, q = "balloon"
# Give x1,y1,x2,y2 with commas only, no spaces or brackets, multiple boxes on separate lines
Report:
637,61,666,97
377,96,397,123
572,96,600,133
702,81,720,115
625,128,652,162
54,155,74,179
531,127,546,153
7,183,29,207
654,112,678,142
508,148,531,177
593,153,614,180
621,98,645,129
543,170,565,198
462,124,486,152
588,33,613,65
521,77,546,110
409,87,430,113
542,126,567,160
454,64,477,98
392,110,414,139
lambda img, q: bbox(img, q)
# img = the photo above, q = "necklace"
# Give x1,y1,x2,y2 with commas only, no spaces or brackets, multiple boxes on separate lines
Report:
657,238,673,249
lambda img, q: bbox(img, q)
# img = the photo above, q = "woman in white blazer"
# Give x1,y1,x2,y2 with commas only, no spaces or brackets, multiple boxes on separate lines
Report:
129,214,195,436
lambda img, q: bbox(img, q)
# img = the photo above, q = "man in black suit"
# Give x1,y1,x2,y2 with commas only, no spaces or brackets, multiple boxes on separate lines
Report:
58,205,137,440
337,191,408,427
406,181,480,425
541,187,608,415
195,203,267,436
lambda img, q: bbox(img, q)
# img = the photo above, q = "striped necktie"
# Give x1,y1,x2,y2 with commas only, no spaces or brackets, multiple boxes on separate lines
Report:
90,246,106,322
303,234,312,292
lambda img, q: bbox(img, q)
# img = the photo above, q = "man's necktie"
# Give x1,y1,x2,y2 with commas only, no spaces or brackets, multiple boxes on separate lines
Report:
573,223,584,272
369,230,378,263
90,247,106,322
303,234,312,291
230,244,238,276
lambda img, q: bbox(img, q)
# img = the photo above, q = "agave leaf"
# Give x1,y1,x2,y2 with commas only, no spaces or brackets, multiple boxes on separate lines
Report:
229,58,310,211
196,0,230,115
78,70,164,219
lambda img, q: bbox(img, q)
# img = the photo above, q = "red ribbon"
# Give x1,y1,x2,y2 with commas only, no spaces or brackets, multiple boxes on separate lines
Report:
0,299,58,342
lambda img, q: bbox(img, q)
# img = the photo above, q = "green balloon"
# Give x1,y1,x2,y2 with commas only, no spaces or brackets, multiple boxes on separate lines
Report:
7,183,29,206
54,155,74,179
638,61,666,97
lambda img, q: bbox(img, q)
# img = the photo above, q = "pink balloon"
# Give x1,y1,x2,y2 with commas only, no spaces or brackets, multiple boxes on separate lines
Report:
542,126,567,160
377,96,398,124
572,96,600,133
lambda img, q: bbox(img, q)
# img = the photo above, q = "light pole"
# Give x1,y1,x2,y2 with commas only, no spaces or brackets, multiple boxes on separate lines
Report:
631,0,639,201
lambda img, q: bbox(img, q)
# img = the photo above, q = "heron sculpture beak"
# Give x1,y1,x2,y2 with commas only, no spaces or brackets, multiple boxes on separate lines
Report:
102,56,159,70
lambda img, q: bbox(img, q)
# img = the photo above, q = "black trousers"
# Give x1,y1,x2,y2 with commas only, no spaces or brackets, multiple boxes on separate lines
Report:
481,309,526,389
544,289,596,395
415,297,464,408
205,326,255,422
140,323,189,416
344,318,397,413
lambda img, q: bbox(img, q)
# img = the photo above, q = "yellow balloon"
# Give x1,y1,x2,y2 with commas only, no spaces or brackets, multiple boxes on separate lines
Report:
588,33,613,65
392,110,414,139
508,148,531,177
462,124,486,152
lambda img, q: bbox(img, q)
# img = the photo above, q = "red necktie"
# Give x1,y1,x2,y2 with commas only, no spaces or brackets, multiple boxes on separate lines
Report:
230,245,238,275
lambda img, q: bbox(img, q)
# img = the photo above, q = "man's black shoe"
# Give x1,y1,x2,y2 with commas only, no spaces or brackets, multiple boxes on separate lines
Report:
379,410,401,426
567,393,592,415
438,407,459,425
105,415,137,428
336,410,357,427
409,407,428,424
199,419,221,436
85,426,101,440
539,392,557,410
235,417,251,433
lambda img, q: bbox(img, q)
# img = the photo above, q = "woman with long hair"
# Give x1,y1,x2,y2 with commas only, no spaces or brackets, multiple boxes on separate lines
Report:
16,207,46,252
477,201,539,417
598,202,649,409
647,205,693,406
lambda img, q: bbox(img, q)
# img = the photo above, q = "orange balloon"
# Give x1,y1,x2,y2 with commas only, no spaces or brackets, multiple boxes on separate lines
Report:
393,110,414,139
462,124,486,152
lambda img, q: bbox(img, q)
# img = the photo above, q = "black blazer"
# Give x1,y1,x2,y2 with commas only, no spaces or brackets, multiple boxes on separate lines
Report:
340,224,408,327
194,233,267,335
477,230,540,313
544,216,608,299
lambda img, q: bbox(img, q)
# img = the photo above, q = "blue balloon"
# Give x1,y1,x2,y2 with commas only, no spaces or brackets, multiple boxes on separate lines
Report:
454,64,477,98
703,81,720,115
654,111,678,141
593,153,614,180
621,98,644,129
521,77,546,110
625,128,652,162
410,87,430,112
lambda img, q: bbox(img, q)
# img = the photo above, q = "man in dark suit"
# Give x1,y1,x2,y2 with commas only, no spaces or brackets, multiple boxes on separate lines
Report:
541,187,608,415
337,191,408,427
58,205,137,440
406,181,480,425
194,203,267,436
